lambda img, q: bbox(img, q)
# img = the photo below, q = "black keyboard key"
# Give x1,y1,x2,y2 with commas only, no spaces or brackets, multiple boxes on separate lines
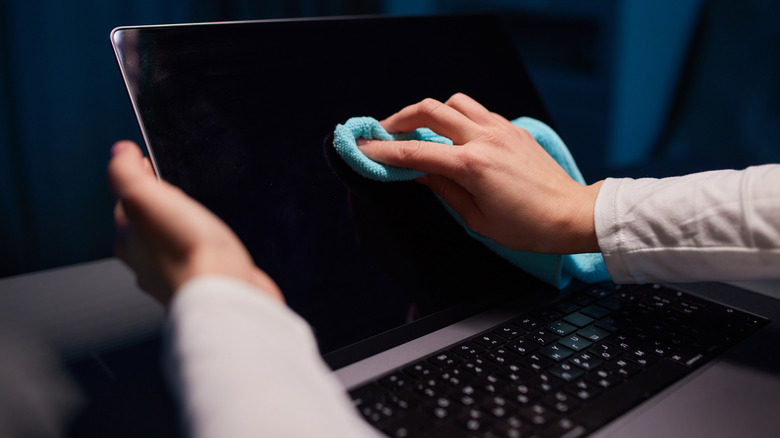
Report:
379,372,411,391
533,309,564,322
456,407,492,432
403,361,436,380
493,325,525,340
570,359,688,430
566,379,601,402
554,301,581,315
558,334,593,352
669,349,707,368
529,373,564,393
487,347,520,365
380,411,434,438
527,329,559,346
588,342,623,361
549,362,585,382
349,382,385,408
577,325,610,342
594,316,627,333
474,333,504,349
568,352,603,371
547,320,578,336
428,351,463,369
539,343,575,362
518,403,556,426
626,347,659,367
514,316,544,331
586,368,623,389
543,390,582,414
523,353,555,373
563,312,595,328
580,304,611,319
490,415,534,438
461,357,498,376
540,419,587,438
597,297,624,311
604,358,642,378
450,341,486,359
506,337,540,355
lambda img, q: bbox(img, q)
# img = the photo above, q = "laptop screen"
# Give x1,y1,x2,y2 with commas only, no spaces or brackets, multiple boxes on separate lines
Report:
112,15,553,365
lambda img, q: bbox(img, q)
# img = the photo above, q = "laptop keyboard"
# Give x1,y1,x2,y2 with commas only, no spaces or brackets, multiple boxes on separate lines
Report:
349,284,768,438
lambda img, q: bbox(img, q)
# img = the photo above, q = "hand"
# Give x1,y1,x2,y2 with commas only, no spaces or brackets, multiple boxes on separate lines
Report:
358,93,603,254
107,141,284,305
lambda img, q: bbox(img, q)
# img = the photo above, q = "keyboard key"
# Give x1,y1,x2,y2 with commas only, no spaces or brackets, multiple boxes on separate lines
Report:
349,383,384,408
563,312,595,328
571,360,688,429
428,351,463,369
568,352,603,371
626,347,659,367
580,304,611,319
527,329,559,346
474,333,504,349
540,419,586,438
558,334,593,352
529,373,563,393
542,390,581,414
487,347,520,365
403,361,436,379
588,342,623,361
450,341,485,359
490,415,534,438
514,316,543,331
604,358,642,378
379,372,410,391
506,338,540,355
549,362,584,382
547,320,578,336
532,309,564,322
494,325,525,340
519,403,556,426
586,368,623,389
539,344,575,362
577,325,610,342
554,301,581,315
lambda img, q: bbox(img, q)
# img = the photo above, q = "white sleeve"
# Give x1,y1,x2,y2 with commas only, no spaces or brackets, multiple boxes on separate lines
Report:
167,275,375,438
594,164,780,284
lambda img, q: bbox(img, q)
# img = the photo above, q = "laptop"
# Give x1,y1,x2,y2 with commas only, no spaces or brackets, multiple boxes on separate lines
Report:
111,15,780,437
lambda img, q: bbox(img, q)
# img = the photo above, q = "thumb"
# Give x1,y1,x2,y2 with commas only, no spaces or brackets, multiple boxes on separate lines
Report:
108,141,155,198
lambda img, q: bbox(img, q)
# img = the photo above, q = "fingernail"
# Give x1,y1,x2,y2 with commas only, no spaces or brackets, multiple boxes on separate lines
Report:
111,141,129,156
356,138,370,146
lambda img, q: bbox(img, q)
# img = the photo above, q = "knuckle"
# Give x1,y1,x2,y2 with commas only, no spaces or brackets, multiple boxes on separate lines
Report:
416,98,444,117
399,140,424,161
445,92,469,106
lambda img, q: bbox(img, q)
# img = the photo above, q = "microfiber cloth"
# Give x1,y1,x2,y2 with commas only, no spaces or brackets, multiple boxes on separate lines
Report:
333,116,611,289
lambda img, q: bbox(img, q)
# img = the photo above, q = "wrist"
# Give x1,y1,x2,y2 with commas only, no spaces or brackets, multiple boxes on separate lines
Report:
555,180,602,254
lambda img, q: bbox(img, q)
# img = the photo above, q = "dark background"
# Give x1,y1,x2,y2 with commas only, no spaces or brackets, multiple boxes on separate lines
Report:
1,2,778,437
2,0,778,279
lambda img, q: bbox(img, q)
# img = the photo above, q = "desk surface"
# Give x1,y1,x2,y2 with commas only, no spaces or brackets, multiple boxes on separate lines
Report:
1,257,778,357
0,258,163,358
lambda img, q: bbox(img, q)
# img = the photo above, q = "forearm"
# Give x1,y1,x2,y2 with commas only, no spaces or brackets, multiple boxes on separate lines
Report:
167,276,372,437
595,164,780,283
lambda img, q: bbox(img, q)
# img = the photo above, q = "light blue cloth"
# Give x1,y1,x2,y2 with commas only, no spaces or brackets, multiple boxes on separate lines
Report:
333,116,611,289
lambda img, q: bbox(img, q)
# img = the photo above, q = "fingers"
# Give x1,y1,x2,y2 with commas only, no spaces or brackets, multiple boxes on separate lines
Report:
108,141,155,198
358,139,463,177
381,97,481,144
443,93,496,126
